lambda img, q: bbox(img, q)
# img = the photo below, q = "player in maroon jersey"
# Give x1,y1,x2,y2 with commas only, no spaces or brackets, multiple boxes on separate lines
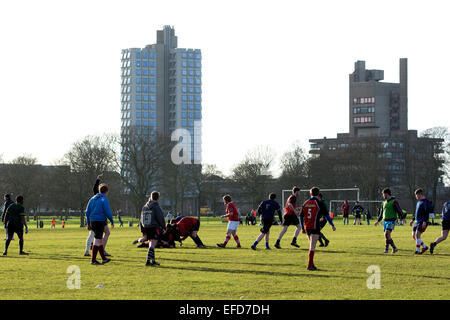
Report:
217,194,241,248
274,186,302,249
170,216,205,248
300,187,336,271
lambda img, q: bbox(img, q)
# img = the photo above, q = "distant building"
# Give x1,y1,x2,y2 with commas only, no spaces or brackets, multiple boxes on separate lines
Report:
120,25,202,214
308,59,444,209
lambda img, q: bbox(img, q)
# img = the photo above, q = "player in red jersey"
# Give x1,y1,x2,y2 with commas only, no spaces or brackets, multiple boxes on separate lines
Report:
170,216,205,248
217,194,241,248
301,187,336,271
274,186,302,249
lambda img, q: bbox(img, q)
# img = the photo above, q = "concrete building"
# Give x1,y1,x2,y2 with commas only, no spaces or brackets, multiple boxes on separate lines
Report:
120,25,202,177
308,59,444,208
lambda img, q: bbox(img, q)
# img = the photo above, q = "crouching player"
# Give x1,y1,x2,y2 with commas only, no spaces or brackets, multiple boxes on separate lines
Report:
251,193,282,250
171,216,205,248
300,187,336,271
374,188,403,253
430,200,450,254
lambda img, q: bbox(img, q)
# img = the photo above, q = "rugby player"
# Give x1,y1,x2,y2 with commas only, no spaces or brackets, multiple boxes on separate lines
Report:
170,216,205,248
300,187,336,271
317,193,331,247
352,201,364,225
85,184,114,265
217,195,241,248
141,191,166,266
341,200,350,225
2,194,15,240
430,200,450,254
274,186,302,249
3,195,28,255
410,189,432,254
374,188,403,253
251,193,283,250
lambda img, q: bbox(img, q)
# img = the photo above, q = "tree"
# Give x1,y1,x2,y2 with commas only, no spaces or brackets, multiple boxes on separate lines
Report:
279,142,310,190
121,130,171,217
231,146,275,209
200,164,225,216
63,134,119,226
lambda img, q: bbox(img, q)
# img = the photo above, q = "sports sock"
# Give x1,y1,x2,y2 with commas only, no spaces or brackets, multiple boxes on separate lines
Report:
146,247,155,263
275,239,280,245
223,235,231,246
318,236,324,246
19,239,24,252
234,235,240,245
5,239,11,252
308,250,315,268
265,242,270,249
193,236,204,247
416,239,422,252
292,236,297,244
385,240,389,251
252,240,258,247
91,246,99,262
98,245,107,260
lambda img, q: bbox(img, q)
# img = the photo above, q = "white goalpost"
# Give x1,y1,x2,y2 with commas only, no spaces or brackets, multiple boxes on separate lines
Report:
281,188,361,211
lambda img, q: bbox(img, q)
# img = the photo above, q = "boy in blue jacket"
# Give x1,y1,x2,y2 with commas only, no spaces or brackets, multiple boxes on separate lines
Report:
85,183,114,265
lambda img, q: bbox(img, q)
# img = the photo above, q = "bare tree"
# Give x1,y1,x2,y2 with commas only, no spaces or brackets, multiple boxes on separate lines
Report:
279,142,310,189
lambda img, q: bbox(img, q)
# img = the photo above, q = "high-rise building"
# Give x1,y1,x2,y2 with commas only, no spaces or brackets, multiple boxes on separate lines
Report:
349,59,408,137
120,26,202,178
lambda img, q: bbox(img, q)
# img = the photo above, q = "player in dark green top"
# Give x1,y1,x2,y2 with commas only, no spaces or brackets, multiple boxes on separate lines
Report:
3,195,28,256
374,188,403,253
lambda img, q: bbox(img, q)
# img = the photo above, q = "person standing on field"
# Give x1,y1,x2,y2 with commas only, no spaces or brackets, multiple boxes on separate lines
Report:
274,186,302,249
217,194,241,248
251,193,283,250
374,188,403,253
341,200,350,225
430,200,450,254
3,195,28,256
410,188,432,254
85,184,114,265
141,191,166,266
2,194,15,241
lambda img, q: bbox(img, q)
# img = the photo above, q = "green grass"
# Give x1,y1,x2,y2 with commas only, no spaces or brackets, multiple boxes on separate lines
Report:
0,219,449,300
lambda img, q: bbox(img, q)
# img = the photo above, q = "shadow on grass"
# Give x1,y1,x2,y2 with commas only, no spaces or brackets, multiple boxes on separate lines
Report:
156,264,350,279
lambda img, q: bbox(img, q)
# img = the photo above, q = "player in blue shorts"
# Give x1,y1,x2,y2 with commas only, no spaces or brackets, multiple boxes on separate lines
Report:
374,188,403,253
251,193,283,250
430,200,450,254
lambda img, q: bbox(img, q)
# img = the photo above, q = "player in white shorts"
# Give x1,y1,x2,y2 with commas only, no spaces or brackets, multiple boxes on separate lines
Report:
217,194,241,248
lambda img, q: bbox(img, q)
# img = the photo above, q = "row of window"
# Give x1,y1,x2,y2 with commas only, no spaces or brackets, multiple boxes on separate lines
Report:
182,95,201,102
181,61,201,68
135,51,156,59
136,103,156,110
136,60,156,68
136,78,156,85
182,69,201,76
136,69,156,76
181,86,201,93
182,78,201,85
181,112,201,119
136,120,156,126
136,86,156,93
136,95,156,102
181,52,201,59
182,103,201,110
136,111,156,118
121,78,132,85
353,97,375,104
353,116,373,124
353,106,375,114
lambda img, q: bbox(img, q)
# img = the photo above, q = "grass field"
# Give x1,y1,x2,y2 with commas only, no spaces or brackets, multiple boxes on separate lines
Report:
0,218,449,300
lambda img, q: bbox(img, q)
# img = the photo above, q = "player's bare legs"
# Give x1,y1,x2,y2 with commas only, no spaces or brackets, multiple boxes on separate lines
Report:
430,230,448,254
102,225,111,256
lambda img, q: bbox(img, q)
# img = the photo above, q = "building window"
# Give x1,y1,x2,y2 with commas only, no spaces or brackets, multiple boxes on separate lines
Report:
136,69,142,76
136,52,141,59
150,103,156,110
137,112,141,118
150,112,155,118
143,61,148,67
195,104,201,110
136,95,141,101
136,120,141,126
143,52,149,59
143,103,148,110
150,70,156,76
150,95,156,101
182,86,187,93
182,61,187,67
182,95,187,101
182,112,187,119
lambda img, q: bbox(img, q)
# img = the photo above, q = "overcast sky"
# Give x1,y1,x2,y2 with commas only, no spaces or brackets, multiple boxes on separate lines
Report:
0,0,449,176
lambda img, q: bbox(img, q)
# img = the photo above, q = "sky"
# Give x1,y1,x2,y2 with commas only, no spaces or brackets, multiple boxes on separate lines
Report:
0,0,449,176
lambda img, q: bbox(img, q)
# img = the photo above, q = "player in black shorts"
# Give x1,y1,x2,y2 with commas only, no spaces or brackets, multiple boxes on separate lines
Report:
3,195,28,256
140,191,166,266
275,187,302,249
317,193,331,247
251,193,282,250
430,200,450,254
